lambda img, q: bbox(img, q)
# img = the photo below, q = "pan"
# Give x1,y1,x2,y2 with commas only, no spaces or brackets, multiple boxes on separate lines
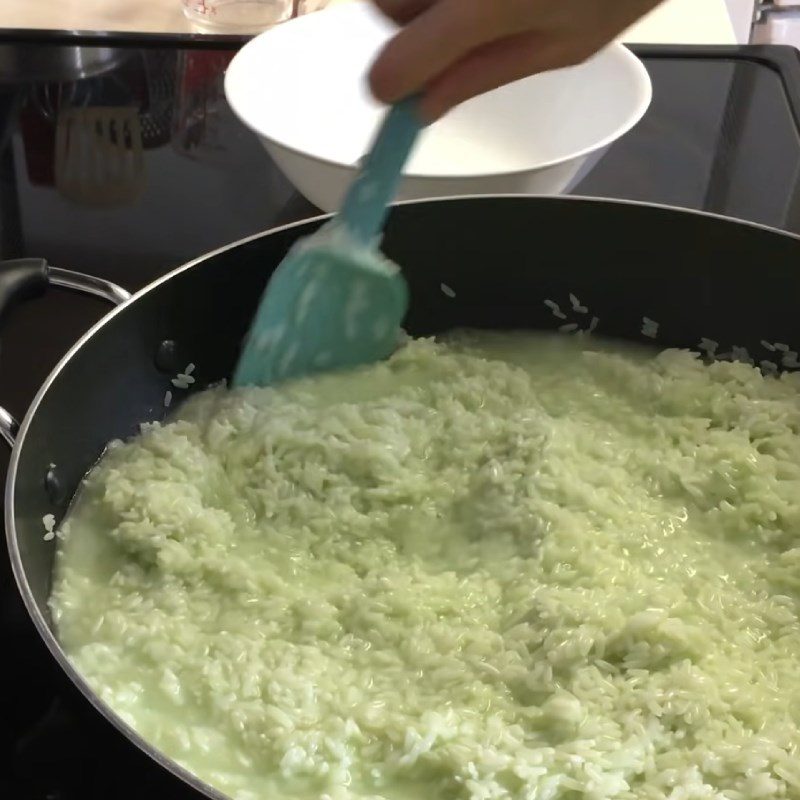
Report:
4,195,800,799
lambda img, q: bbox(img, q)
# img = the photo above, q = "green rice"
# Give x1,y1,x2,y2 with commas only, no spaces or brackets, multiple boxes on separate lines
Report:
50,332,800,800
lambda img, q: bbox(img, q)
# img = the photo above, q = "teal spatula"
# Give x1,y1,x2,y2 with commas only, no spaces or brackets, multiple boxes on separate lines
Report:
232,97,422,388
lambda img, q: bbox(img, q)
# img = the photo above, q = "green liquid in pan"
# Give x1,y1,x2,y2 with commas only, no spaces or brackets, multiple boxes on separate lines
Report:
51,332,800,800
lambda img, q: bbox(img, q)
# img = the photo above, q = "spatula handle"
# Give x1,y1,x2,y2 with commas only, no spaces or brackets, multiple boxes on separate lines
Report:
340,96,423,247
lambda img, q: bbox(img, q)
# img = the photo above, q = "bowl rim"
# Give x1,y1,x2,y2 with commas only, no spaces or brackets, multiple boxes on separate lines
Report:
224,2,654,180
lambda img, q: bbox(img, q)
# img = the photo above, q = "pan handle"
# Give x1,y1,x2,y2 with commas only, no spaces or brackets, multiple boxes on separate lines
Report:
0,258,48,327
0,258,131,448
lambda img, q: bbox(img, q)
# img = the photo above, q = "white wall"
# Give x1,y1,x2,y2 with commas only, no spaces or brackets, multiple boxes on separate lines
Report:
624,0,737,44
725,0,756,42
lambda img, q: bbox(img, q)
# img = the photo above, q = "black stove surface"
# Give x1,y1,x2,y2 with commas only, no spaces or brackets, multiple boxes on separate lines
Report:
2,31,800,800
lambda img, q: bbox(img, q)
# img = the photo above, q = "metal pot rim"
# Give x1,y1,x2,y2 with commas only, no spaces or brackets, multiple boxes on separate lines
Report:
0,44,130,85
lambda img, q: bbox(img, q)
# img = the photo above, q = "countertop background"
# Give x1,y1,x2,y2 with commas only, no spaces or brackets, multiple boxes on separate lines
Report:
0,0,738,43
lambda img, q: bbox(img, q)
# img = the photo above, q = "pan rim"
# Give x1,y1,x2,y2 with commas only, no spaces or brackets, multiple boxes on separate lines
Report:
6,192,800,799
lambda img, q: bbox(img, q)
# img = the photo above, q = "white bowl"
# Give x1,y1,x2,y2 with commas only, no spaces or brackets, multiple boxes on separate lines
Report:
225,0,652,212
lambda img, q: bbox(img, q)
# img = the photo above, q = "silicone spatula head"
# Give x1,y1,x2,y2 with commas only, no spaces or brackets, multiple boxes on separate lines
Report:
232,97,421,388
232,227,408,387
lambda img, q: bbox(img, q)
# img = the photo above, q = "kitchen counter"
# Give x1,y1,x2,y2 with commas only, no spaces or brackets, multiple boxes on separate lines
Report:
0,0,737,44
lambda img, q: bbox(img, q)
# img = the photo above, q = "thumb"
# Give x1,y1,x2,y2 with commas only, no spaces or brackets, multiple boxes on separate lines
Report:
372,0,437,24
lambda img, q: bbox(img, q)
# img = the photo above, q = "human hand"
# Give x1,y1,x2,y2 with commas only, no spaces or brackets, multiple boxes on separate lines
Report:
368,0,662,121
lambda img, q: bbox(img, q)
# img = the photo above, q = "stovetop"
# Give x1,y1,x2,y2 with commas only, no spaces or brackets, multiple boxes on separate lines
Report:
3,30,800,800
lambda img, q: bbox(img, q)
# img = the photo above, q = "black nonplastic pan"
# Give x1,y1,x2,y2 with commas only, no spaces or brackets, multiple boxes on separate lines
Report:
3,195,800,799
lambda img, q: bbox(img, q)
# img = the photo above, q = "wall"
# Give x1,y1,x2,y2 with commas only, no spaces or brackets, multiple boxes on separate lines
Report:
725,0,756,42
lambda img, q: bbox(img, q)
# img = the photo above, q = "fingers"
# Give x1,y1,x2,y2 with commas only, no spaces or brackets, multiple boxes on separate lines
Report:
369,0,533,104
418,31,596,121
371,0,436,25
368,0,661,117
